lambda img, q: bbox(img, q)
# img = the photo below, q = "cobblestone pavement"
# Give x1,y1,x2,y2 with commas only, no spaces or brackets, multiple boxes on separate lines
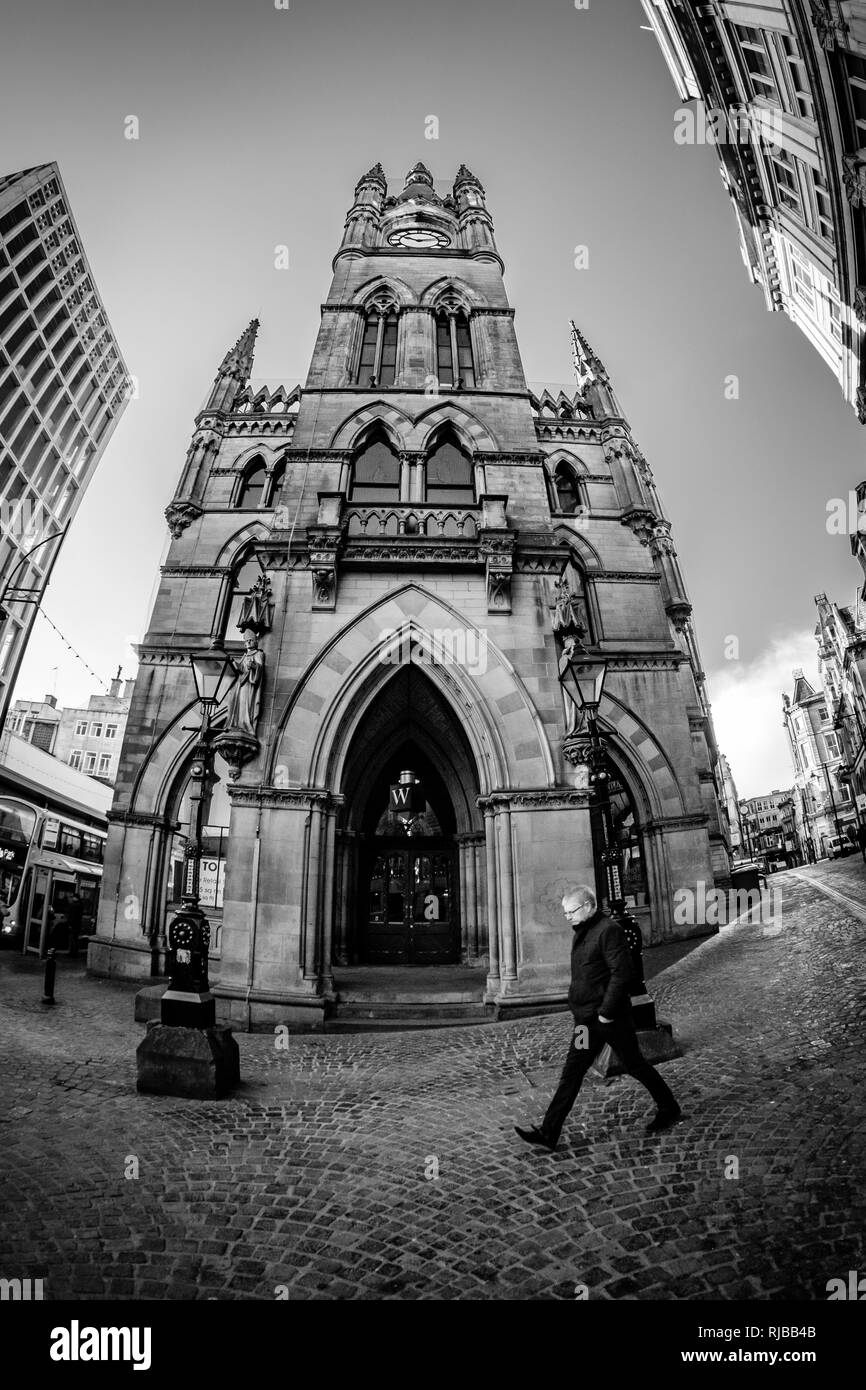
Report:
0,860,864,1301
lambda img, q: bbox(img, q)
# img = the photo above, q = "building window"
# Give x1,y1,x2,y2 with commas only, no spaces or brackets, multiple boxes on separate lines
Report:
424,437,475,505
355,307,398,388
266,458,286,506
105,724,117,739
237,457,267,508
84,752,96,773
69,750,83,770
734,25,782,107
74,719,87,736
553,462,582,514
809,166,834,244
789,251,815,311
90,721,103,737
770,147,803,218
779,34,813,121
98,753,111,776
435,311,475,389
846,54,866,141
349,435,401,503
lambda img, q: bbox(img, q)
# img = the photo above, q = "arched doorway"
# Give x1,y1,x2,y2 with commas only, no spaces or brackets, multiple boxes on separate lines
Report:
334,664,485,967
358,748,458,964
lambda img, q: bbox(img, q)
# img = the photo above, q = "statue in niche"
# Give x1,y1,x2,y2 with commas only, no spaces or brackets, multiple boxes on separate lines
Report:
552,573,588,656
224,630,264,736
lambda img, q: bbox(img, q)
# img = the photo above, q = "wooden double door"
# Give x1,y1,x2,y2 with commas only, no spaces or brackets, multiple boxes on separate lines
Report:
362,840,458,965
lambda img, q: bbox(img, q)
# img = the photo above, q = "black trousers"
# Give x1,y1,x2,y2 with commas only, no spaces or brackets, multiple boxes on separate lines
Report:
542,1018,677,1144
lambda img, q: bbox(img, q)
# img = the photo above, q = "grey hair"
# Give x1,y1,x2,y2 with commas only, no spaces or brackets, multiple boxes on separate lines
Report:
562,884,597,909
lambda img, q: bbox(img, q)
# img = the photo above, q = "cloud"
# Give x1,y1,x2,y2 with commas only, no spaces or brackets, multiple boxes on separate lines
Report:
706,629,819,800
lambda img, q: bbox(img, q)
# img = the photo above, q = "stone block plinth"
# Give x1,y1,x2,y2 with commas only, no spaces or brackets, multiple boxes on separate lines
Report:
136,1021,240,1098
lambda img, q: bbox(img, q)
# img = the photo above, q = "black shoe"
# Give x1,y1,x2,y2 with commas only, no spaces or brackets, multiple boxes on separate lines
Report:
514,1124,557,1152
645,1106,682,1134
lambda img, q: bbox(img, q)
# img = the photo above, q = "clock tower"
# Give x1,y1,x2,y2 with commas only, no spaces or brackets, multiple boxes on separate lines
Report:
92,163,730,1030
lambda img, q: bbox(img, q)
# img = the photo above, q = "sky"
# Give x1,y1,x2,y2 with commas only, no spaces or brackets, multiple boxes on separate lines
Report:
1,0,865,798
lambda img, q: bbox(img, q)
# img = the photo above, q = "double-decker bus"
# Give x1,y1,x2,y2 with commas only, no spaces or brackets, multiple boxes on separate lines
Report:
0,732,110,955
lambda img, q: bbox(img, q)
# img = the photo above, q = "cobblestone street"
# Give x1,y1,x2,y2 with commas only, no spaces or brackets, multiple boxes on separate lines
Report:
1,859,864,1301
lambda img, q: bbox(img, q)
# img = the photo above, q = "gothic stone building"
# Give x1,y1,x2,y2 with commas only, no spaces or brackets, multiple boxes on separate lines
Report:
89,163,729,1029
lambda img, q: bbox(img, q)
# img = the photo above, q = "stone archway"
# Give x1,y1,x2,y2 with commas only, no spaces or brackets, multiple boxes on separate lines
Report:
334,664,486,966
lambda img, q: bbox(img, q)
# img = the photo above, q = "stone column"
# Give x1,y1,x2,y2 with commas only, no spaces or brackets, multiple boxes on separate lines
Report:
303,801,324,980
496,804,518,983
473,838,485,959
320,804,338,988
483,804,500,993
464,835,478,961
396,308,435,389
457,838,470,961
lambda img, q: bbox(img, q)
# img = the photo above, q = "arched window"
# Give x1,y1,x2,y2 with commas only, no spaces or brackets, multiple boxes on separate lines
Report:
425,437,475,505
266,458,286,506
553,462,581,514
226,555,263,633
356,307,398,388
435,311,475,388
350,435,401,503
237,458,267,508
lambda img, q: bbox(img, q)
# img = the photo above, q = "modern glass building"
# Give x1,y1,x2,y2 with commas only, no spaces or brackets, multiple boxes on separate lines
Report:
0,162,130,720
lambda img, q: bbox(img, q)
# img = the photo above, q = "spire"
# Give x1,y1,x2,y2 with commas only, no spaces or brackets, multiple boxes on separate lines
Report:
454,164,485,196
355,162,387,196
219,318,259,380
570,319,608,390
403,161,434,190
207,318,259,413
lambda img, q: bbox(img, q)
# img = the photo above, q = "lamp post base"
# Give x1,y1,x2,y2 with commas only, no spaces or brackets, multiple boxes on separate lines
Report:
136,1020,240,1099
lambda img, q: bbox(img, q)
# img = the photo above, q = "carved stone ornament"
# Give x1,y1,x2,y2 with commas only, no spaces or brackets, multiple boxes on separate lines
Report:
164,499,203,538
857,387,866,425
621,506,657,547
810,0,848,49
211,729,259,782
843,153,866,209
313,567,336,607
487,566,512,613
854,287,866,326
236,572,273,636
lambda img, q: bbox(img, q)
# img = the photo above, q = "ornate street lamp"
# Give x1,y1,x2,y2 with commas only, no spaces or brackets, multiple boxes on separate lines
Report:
162,644,237,1028
555,615,655,1031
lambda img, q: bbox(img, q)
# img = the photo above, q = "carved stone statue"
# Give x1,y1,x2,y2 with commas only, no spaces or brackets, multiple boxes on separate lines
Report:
224,631,264,737
552,574,587,653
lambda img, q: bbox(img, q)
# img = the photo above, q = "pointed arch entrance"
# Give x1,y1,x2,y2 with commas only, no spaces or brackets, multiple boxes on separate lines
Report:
335,664,484,966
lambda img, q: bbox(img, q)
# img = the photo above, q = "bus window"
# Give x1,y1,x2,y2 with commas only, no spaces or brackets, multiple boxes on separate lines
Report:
0,797,37,915
59,824,82,858
81,833,104,864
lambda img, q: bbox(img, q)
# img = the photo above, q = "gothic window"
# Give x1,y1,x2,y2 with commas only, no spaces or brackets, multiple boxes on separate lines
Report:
553,462,581,514
356,307,398,388
237,457,267,508
435,311,475,388
265,458,286,506
424,437,474,505
226,555,262,633
350,435,401,503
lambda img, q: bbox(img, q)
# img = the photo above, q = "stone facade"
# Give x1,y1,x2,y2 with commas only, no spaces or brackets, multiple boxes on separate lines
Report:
89,163,730,1029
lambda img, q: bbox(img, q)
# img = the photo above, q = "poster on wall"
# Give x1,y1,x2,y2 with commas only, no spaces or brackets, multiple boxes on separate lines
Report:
198,858,226,909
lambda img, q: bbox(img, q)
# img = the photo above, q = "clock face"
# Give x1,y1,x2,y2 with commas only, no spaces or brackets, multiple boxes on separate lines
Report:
388,228,449,248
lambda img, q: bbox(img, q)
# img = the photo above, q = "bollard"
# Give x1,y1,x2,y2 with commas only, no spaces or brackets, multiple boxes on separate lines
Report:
41,948,56,1006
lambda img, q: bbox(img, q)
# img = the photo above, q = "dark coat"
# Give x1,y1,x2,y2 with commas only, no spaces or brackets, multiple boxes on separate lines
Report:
567,910,635,1024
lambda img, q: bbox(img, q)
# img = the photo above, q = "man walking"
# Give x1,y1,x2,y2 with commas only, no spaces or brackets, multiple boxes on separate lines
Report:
515,884,681,1152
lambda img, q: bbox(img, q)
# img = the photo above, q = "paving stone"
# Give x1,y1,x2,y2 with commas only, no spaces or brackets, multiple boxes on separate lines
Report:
1,861,865,1299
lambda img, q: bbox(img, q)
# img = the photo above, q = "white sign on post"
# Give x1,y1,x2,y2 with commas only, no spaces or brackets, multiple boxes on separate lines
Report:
198,858,226,909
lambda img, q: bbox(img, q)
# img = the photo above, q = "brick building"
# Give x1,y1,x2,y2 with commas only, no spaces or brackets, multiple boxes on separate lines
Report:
5,669,130,785
90,163,730,1028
